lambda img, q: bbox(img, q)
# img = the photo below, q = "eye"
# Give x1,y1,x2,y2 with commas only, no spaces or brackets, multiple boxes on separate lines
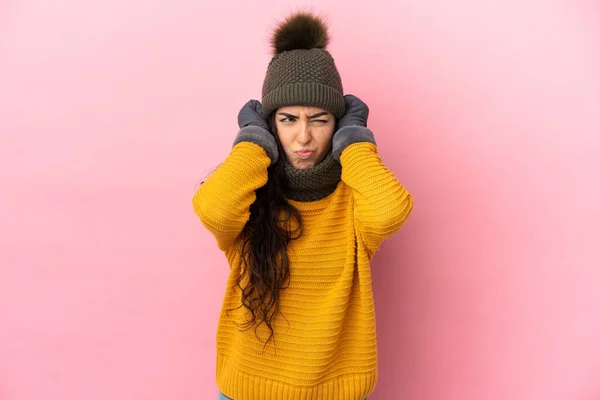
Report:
312,119,328,124
280,117,297,123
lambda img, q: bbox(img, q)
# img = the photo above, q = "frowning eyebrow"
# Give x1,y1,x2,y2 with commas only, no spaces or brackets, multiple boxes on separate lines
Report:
277,112,298,118
277,111,330,118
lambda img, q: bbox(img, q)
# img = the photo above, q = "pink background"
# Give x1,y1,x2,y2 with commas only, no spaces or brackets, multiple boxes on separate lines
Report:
1,0,599,399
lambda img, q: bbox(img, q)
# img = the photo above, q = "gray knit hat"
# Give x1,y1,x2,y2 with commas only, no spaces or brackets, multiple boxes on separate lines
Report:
261,12,345,119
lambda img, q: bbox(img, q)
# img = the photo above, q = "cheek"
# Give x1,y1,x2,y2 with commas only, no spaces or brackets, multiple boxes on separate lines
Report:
275,129,294,153
275,129,289,144
317,125,335,144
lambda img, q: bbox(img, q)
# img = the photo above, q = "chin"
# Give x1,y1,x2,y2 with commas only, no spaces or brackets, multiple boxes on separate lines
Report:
293,161,315,169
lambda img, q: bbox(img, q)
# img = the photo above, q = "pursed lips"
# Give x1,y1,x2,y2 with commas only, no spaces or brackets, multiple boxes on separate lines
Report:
296,150,314,158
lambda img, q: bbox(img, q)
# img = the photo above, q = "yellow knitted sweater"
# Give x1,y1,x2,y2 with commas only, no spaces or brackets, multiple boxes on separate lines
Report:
193,140,413,400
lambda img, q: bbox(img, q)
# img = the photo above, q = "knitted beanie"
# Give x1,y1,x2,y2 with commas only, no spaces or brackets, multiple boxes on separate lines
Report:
261,12,345,119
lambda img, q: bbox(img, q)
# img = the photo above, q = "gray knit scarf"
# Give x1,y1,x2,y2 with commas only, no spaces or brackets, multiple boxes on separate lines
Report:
283,151,342,202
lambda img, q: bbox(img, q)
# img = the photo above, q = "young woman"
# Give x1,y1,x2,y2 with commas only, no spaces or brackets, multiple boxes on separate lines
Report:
193,11,413,400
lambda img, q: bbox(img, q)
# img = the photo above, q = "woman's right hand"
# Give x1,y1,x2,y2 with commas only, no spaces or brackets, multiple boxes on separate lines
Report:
237,100,270,131
233,100,279,164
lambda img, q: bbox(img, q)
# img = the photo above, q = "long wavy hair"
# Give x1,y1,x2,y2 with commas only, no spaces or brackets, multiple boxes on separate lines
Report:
228,114,303,347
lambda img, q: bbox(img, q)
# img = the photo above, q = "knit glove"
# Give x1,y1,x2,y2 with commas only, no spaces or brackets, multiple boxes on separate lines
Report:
237,99,270,131
233,100,278,163
332,95,377,160
338,94,369,128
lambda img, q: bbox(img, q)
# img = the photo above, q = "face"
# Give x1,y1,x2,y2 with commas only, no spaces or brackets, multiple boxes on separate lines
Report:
274,106,336,169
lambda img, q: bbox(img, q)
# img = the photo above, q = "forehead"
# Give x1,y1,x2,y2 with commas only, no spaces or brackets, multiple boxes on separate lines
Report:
277,105,330,115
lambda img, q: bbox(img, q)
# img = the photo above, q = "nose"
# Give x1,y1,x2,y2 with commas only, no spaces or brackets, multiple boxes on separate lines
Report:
297,122,312,144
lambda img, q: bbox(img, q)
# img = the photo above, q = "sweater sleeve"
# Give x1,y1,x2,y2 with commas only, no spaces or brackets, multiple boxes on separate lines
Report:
339,135,413,258
192,140,271,252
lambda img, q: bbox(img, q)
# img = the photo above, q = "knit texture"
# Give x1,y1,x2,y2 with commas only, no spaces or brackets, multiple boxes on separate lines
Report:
284,151,341,201
192,141,413,400
261,48,345,119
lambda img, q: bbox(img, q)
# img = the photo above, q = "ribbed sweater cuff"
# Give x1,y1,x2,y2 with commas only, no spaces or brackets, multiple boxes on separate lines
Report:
232,126,279,164
332,126,377,160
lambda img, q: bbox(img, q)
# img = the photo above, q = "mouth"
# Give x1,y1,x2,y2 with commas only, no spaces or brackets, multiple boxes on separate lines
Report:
296,150,315,159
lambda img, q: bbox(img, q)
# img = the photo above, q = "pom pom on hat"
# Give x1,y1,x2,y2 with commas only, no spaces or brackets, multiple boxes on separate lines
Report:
270,12,330,55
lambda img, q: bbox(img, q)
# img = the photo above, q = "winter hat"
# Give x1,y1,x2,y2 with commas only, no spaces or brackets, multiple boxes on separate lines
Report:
261,12,345,119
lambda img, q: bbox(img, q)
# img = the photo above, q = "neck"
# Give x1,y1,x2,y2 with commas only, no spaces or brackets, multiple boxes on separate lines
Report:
283,152,342,202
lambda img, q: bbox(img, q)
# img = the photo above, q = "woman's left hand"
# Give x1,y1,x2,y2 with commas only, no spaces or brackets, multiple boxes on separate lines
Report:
338,95,369,129
332,95,376,160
